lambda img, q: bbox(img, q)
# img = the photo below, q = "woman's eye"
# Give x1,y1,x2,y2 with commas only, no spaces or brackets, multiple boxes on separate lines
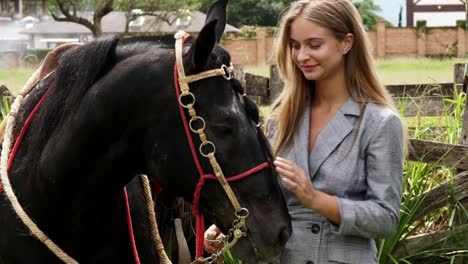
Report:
290,43,300,49
309,43,321,49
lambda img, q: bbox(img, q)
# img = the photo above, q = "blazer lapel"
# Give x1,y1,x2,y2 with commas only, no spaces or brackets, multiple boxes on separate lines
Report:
309,97,361,178
283,101,311,178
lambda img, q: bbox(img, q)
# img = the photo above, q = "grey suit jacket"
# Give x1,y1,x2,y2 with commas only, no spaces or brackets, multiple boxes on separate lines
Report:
276,97,404,264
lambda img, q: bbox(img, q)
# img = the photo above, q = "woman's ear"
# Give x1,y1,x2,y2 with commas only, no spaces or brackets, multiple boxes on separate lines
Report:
342,33,354,54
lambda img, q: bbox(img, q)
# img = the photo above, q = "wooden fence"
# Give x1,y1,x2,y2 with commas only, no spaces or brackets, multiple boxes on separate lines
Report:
234,63,468,258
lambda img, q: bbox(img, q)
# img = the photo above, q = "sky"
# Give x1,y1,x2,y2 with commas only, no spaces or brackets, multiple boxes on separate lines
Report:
354,0,407,27
374,0,407,27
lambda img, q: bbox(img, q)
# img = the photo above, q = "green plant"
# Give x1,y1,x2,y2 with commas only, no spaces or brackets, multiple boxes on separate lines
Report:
0,96,11,122
378,85,467,263
221,250,243,264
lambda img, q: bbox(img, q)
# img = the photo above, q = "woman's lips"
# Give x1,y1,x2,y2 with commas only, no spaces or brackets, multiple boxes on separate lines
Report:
301,64,318,72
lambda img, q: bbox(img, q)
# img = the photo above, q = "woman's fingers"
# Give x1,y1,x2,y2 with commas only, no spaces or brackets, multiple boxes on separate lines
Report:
204,225,224,254
274,159,294,176
274,157,303,179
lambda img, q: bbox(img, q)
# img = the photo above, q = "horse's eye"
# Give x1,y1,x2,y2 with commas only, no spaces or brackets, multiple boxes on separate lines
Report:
212,124,233,135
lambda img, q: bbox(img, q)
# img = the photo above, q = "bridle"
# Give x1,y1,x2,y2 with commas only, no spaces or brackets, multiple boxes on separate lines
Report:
173,31,270,263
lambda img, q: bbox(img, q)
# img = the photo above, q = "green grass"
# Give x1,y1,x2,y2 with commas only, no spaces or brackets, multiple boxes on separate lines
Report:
0,58,464,93
246,58,465,85
376,58,466,85
0,67,35,95
244,65,270,77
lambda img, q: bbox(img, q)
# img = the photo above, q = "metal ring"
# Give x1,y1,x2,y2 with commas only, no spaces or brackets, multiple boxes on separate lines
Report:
221,64,233,80
235,208,249,218
199,141,216,157
178,92,195,108
189,116,206,133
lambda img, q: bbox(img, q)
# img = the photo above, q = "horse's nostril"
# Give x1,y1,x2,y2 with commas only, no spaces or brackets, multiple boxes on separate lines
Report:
278,227,291,247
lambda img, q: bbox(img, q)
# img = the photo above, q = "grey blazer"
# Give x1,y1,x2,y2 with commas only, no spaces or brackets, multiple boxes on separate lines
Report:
276,97,404,264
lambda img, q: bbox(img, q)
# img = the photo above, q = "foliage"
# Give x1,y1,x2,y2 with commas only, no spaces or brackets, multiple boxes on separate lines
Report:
200,0,386,29
236,26,277,39
115,0,200,34
48,0,200,36
0,94,11,122
377,84,467,263
199,0,290,27
398,5,403,28
353,0,388,30
462,0,468,30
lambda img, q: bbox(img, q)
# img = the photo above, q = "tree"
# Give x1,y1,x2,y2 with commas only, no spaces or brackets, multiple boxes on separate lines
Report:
199,0,291,27
115,0,200,34
198,0,385,29
398,5,403,28
353,0,388,30
50,0,113,36
49,0,200,37
461,0,468,30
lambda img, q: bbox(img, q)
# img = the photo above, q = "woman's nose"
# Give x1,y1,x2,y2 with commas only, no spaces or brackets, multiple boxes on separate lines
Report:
297,46,310,62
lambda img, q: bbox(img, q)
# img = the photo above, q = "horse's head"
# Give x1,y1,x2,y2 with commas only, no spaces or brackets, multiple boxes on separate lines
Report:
147,0,292,262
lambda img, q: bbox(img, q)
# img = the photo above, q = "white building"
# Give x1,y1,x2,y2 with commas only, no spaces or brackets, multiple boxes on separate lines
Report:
19,11,241,49
406,0,466,27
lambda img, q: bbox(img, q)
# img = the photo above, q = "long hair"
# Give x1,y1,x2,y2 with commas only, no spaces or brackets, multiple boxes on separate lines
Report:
265,0,407,156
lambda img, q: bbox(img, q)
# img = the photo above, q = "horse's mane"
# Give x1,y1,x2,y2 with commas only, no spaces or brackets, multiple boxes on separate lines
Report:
12,35,119,174
15,34,181,139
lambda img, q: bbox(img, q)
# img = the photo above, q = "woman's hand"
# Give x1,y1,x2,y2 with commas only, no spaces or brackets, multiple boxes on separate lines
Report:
274,157,341,224
204,224,225,254
274,157,318,209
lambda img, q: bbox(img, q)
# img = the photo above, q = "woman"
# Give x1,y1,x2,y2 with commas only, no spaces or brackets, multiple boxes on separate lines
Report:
206,0,407,263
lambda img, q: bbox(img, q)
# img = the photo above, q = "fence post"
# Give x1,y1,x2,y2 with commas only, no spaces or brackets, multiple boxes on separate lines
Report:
456,21,466,58
459,63,468,144
233,64,246,89
269,65,283,103
457,63,468,264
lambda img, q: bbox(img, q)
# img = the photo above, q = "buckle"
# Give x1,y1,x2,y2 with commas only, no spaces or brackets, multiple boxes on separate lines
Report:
174,31,186,39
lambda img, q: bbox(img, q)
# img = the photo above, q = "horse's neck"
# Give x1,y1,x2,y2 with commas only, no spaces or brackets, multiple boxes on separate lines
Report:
7,156,159,262
6,127,159,263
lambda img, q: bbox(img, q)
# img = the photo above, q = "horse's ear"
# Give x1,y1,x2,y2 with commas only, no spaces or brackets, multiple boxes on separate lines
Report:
205,0,228,43
191,19,217,70
191,0,228,70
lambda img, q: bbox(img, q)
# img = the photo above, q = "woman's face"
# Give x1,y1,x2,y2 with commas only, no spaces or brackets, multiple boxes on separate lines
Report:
289,17,349,81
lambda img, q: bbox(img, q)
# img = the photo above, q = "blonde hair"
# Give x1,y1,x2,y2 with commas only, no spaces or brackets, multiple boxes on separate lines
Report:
265,0,407,156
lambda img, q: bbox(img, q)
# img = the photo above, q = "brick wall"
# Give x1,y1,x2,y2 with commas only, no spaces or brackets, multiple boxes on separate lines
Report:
385,28,418,57
224,21,468,66
223,39,258,65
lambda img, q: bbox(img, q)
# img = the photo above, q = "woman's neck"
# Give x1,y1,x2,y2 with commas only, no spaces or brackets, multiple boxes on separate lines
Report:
313,68,349,111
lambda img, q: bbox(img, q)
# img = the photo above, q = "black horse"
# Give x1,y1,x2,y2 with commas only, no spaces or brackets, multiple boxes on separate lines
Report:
0,1,291,263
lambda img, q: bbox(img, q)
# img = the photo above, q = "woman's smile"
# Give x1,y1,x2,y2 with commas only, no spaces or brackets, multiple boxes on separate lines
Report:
301,64,319,72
